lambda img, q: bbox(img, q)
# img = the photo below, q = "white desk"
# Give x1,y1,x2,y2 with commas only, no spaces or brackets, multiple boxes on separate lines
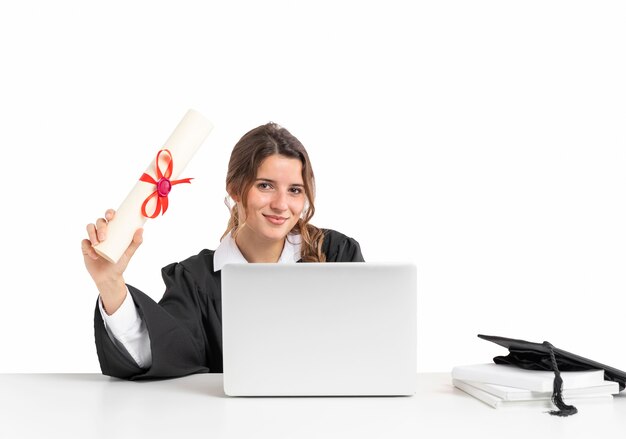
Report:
0,373,624,438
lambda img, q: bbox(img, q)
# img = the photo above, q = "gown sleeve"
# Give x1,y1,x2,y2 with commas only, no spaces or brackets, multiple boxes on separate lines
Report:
94,260,216,380
321,229,365,262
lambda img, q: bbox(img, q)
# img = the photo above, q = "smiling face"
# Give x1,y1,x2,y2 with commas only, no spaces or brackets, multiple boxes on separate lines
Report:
233,154,306,244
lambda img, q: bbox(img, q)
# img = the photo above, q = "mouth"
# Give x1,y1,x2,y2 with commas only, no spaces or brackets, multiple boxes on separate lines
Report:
263,214,288,225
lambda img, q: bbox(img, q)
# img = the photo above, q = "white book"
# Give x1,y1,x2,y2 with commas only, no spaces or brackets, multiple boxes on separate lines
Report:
462,379,620,401
453,379,614,409
451,363,605,392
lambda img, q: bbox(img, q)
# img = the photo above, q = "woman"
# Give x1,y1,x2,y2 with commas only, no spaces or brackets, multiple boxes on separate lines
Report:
82,122,364,380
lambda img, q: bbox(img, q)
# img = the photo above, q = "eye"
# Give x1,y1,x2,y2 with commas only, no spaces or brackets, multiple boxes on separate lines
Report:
257,182,273,190
289,186,304,195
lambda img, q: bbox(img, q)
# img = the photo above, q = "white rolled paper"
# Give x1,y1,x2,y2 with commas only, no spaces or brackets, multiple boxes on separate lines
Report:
94,109,214,263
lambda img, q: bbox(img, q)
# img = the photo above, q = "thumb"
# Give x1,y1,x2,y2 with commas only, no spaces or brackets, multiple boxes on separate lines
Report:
124,228,144,260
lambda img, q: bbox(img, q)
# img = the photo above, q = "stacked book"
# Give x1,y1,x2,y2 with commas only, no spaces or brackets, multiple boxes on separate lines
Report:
452,363,620,409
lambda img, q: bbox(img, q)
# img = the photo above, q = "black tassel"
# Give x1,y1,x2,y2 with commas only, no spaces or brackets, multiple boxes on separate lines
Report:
543,341,578,417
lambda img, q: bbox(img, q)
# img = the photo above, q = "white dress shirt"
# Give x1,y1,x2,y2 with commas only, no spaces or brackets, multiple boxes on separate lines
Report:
99,232,302,369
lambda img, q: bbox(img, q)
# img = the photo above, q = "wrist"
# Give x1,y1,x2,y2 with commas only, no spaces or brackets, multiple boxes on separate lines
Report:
97,279,127,315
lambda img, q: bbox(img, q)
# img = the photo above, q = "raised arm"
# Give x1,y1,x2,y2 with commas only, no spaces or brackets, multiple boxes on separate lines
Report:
81,209,143,315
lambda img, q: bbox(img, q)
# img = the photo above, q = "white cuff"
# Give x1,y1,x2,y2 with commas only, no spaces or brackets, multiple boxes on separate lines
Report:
98,289,152,369
99,289,139,334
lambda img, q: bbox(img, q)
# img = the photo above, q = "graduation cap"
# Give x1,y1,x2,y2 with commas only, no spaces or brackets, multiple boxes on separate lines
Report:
478,334,626,417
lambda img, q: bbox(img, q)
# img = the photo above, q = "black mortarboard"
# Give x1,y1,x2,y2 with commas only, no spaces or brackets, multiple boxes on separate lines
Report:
478,334,626,417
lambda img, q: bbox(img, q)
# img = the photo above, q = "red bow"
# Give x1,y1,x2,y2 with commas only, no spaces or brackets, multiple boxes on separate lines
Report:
139,149,193,218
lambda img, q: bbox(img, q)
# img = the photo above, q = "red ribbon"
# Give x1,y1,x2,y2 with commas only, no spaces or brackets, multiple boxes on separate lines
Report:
139,149,193,218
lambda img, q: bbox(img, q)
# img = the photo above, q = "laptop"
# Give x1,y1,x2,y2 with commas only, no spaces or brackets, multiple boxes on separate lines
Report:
221,263,417,396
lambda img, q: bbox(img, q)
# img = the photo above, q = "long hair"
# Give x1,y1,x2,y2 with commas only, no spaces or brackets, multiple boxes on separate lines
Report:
222,122,326,262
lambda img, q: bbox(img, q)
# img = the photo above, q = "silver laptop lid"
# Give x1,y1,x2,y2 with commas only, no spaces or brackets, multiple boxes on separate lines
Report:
222,263,417,396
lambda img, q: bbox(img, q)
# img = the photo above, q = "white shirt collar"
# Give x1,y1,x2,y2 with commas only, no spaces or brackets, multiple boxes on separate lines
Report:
213,232,302,272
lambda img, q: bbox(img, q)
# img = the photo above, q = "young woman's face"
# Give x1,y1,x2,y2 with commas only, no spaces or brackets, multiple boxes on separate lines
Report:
236,154,306,242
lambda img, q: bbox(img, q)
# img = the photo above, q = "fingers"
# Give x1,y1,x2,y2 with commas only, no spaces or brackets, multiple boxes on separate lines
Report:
81,239,98,260
86,223,98,246
86,219,107,245
86,209,116,246
85,210,140,266
97,217,108,241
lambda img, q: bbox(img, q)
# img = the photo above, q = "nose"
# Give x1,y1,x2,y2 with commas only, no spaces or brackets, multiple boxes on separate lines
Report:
270,190,288,212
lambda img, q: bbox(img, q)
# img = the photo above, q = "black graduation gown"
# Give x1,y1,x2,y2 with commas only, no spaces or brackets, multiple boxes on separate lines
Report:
93,229,364,380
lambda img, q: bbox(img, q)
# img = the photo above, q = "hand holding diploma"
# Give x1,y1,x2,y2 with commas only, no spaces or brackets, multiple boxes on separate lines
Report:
82,209,143,315
81,109,213,314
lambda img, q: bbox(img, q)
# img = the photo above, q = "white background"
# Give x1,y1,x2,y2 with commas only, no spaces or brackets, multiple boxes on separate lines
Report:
1,1,625,373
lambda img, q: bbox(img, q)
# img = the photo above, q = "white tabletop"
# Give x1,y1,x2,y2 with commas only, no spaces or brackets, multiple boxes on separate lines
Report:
1,373,624,438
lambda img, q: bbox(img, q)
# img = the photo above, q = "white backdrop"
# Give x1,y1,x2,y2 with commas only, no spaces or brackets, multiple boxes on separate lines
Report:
1,1,625,373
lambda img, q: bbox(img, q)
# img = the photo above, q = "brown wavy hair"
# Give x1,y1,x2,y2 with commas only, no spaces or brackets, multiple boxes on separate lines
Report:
222,122,326,262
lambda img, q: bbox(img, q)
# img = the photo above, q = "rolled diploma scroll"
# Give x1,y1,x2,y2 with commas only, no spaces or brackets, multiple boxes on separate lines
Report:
94,109,214,263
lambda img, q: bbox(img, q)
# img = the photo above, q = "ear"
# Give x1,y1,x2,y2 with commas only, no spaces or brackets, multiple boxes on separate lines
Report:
227,186,240,203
